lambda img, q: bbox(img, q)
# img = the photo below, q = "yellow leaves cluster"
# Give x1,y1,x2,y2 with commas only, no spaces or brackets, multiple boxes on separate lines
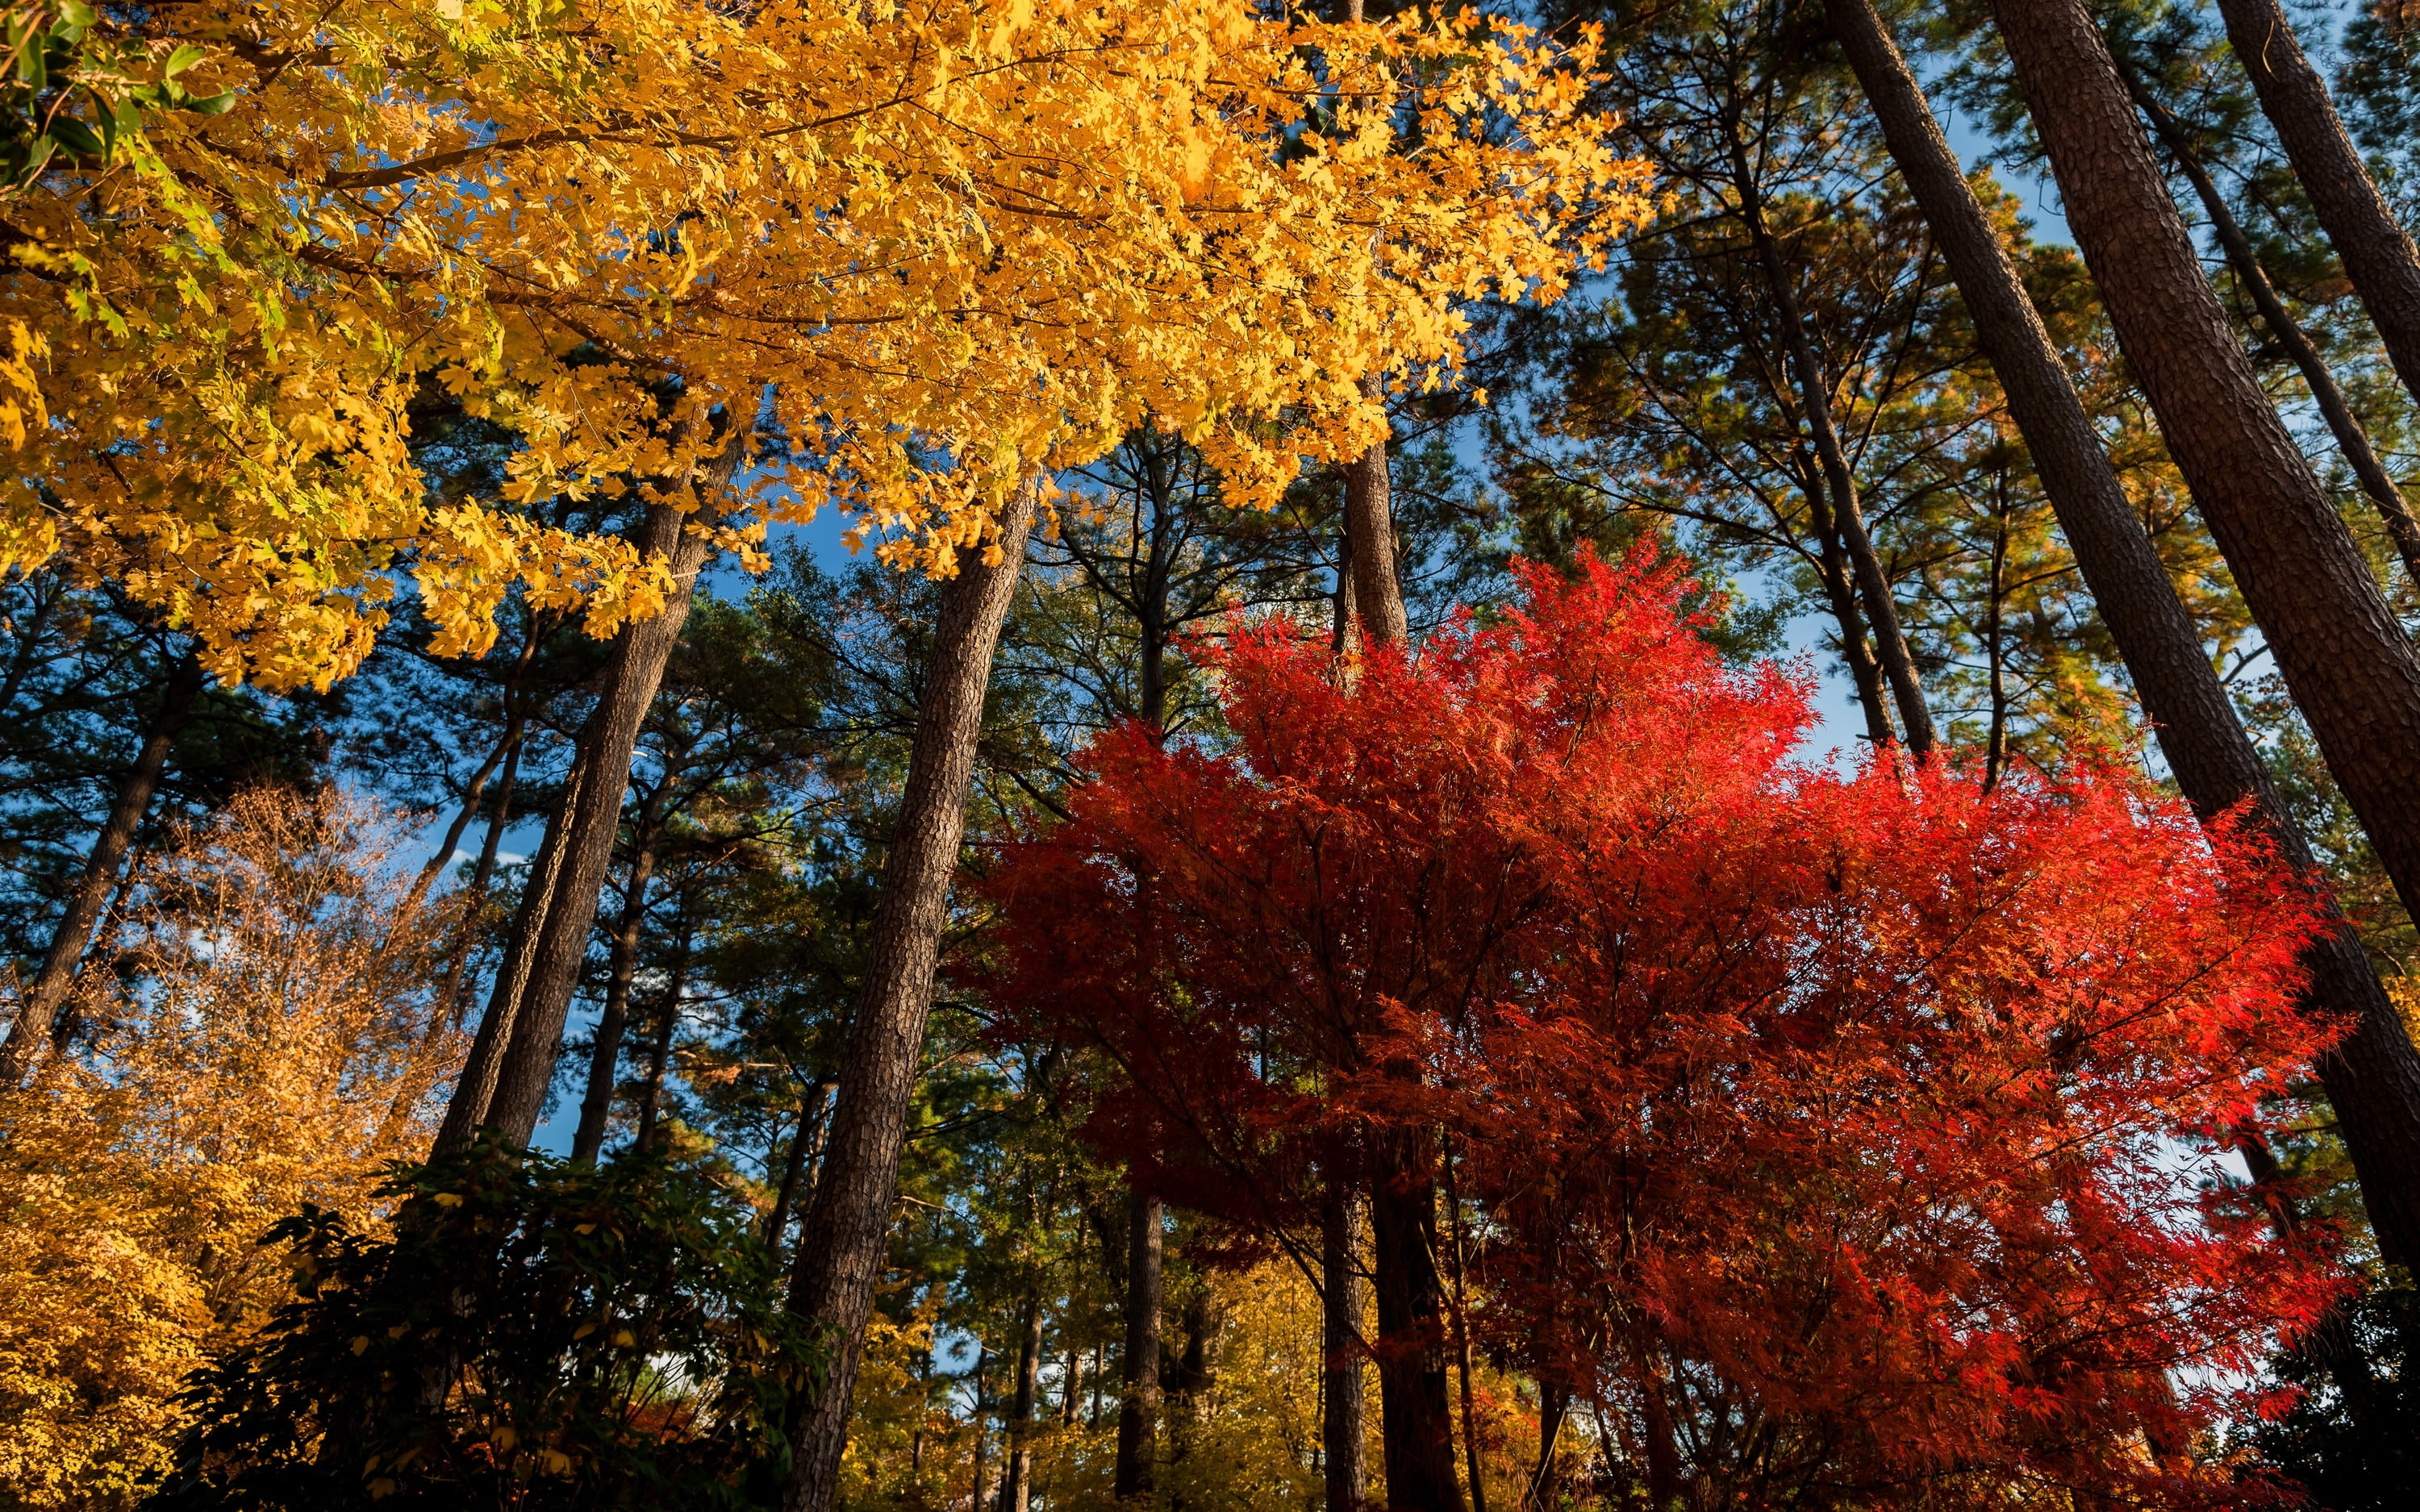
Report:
2,1,1649,688
0,786,461,1508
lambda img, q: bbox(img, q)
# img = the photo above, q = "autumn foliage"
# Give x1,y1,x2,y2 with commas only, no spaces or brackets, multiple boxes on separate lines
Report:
0,787,457,1508
983,551,2347,1508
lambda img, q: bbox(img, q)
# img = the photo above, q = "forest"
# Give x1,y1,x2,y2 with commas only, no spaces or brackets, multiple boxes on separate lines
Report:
2,0,2418,1507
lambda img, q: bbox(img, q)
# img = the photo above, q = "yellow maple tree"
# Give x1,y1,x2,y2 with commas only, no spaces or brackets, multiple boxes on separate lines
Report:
0,786,458,1508
1,0,1648,690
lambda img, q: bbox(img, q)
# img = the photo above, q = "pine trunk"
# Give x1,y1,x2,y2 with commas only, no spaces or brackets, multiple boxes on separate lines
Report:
2118,57,2420,588
1322,1183,1370,1512
1963,0,2420,1262
0,649,203,1086
1115,1193,1165,1499
1368,1127,1467,1512
778,479,1041,1512
2212,0,2420,413
479,497,721,1147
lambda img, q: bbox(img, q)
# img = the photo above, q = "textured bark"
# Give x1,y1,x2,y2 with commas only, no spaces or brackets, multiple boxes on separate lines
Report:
481,495,724,1148
1369,1130,1467,1512
999,1294,1046,1512
1343,409,1410,648
1322,1185,1370,1512
1734,149,1934,755
1959,0,2420,1262
2213,0,2420,413
779,478,1041,1512
570,800,667,1164
2118,58,2420,589
436,423,743,1149
0,650,202,1086
1115,1193,1165,1499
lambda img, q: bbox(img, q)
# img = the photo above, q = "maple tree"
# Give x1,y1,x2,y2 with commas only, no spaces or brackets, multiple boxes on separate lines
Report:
983,548,2347,1507
0,0,1645,693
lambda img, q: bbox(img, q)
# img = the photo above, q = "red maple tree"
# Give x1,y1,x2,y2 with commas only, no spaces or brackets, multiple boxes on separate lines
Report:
982,549,2344,1509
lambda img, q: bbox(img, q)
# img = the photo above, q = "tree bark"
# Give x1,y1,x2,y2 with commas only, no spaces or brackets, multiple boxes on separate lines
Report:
1868,0,2420,1258
2117,57,2420,589
1322,1183,1370,1512
779,477,1041,1512
1370,1127,1467,1512
1343,385,1411,650
1732,144,1934,755
2212,0,2420,414
570,797,668,1164
0,648,202,1086
999,1293,1046,1512
1115,1193,1165,1499
478,481,728,1148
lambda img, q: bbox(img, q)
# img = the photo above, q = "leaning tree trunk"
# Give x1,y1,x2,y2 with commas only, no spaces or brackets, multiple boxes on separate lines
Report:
780,478,1041,1512
437,423,744,1150
1321,1181,1370,1512
1957,0,2420,1262
2117,57,2420,589
2211,0,2420,414
479,509,721,1148
0,649,203,1087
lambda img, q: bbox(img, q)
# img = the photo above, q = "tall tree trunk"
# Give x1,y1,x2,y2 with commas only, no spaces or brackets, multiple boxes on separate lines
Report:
779,478,1041,1512
479,478,731,1148
2118,58,2420,589
1368,1126,1467,1512
1332,528,1360,662
1322,1182,1370,1512
1115,1193,1165,1500
2211,0,2420,413
972,1348,996,1512
999,1293,1046,1512
1337,343,1466,1508
1834,0,2420,1264
0,648,202,1086
1732,144,1934,755
1523,1385,1567,1512
570,797,668,1164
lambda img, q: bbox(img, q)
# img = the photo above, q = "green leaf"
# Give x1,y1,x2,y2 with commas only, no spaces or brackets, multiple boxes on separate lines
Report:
49,115,100,156
16,35,45,91
163,44,207,79
184,90,236,117
55,1,97,27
